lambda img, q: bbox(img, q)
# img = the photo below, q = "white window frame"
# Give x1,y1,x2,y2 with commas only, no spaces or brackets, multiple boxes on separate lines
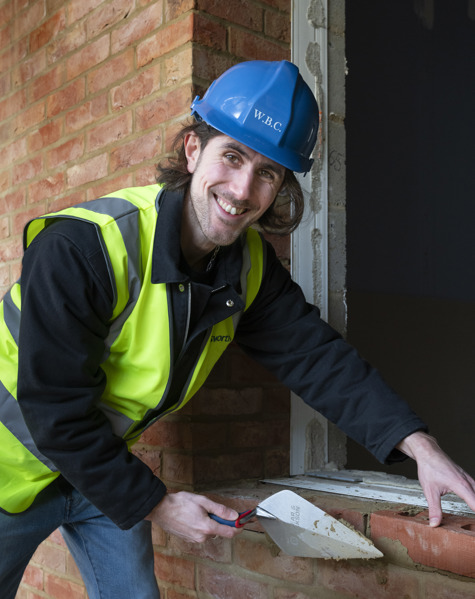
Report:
290,0,334,474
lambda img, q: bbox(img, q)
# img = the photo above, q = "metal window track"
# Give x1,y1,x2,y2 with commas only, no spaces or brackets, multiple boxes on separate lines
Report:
262,470,474,516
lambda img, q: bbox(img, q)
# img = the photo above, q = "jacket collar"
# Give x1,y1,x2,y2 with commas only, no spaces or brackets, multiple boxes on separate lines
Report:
151,188,244,293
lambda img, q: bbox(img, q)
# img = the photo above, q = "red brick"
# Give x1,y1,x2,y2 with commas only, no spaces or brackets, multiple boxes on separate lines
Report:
67,153,108,188
0,71,10,98
193,386,262,416
86,112,132,153
29,173,65,203
136,85,192,131
0,263,10,287
197,563,270,599
0,2,13,26
21,564,44,590
196,0,263,31
265,9,291,43
87,48,134,94
154,553,195,589
229,27,289,61
46,78,86,118
260,0,290,10
136,14,193,68
424,578,475,599
31,542,67,574
193,451,263,484
0,89,27,121
48,529,67,547
0,37,27,73
167,533,233,563
18,102,45,137
65,93,108,132
31,65,65,104
30,8,66,52
13,205,47,235
139,420,193,449
86,0,134,40
230,419,289,448
0,217,9,241
0,189,26,213
13,1,46,42
12,155,43,186
167,590,199,599
274,590,316,599
47,21,87,64
131,447,162,477
111,65,161,110
192,422,230,450
11,260,22,281
68,0,105,25
317,560,421,599
164,47,192,87
13,49,47,87
192,13,226,50
110,130,161,172
0,171,10,194
0,23,11,50
66,35,110,80
371,509,475,578
48,190,86,213
165,0,194,21
28,119,63,153
134,166,160,187
264,448,289,477
111,2,164,54
235,534,314,583
47,137,84,169
85,172,134,201
0,238,23,262
162,452,193,484
0,138,27,168
44,572,87,599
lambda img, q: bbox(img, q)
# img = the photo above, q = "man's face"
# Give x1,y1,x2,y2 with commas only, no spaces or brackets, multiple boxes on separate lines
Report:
183,132,285,250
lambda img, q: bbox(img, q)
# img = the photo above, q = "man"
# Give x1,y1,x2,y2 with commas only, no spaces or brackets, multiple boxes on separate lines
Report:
0,60,474,598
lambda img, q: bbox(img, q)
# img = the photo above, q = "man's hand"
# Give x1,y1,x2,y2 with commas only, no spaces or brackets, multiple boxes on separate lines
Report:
397,431,475,527
146,491,243,543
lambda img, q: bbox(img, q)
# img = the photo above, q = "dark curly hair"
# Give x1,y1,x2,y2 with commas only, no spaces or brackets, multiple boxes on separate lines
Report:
156,120,304,235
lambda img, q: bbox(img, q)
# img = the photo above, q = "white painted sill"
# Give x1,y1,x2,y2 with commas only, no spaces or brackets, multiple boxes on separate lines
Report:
262,469,475,517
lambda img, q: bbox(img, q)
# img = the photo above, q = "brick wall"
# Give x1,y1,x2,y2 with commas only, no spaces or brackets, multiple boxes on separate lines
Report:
0,0,293,597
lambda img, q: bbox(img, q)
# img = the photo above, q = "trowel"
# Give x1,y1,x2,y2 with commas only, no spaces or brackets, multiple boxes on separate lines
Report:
210,489,383,560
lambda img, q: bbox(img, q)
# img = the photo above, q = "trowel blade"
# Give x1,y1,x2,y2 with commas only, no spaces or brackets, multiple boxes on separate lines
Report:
257,490,383,560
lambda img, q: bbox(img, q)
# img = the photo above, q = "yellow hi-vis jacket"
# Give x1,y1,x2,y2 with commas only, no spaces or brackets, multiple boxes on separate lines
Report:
0,184,264,515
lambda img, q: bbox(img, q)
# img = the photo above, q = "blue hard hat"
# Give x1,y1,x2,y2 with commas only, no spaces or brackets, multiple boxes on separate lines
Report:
190,60,319,173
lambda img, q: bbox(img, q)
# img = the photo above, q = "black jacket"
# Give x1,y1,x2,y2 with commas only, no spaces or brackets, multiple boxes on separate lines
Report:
17,189,426,529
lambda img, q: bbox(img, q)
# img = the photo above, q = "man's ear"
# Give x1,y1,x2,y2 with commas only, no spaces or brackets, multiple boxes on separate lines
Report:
183,132,201,174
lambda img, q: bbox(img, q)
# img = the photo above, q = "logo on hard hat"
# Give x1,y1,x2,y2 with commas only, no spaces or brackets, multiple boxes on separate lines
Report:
254,109,283,133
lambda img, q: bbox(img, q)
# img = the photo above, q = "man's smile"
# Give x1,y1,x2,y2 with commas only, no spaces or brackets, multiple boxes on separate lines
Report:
215,195,248,216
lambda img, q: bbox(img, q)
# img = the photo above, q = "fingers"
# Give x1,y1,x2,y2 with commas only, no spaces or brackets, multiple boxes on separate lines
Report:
424,488,443,527
147,491,242,543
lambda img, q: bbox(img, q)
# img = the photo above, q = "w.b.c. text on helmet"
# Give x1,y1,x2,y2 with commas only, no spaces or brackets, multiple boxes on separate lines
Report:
254,109,283,133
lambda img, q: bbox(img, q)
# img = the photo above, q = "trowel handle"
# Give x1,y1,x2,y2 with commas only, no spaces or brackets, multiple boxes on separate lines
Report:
209,508,256,528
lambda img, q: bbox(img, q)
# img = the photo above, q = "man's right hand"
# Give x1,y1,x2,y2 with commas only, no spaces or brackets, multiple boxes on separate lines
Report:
146,491,243,543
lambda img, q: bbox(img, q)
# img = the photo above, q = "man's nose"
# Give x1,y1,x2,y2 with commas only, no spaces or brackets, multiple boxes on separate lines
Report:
228,168,254,201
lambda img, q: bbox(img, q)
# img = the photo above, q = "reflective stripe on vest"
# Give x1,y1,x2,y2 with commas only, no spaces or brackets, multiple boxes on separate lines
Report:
0,184,265,514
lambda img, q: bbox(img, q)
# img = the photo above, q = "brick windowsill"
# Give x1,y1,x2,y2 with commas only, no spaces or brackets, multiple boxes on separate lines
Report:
205,482,475,580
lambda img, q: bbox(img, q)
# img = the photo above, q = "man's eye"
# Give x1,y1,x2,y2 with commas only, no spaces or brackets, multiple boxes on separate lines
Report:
259,169,274,180
225,153,238,163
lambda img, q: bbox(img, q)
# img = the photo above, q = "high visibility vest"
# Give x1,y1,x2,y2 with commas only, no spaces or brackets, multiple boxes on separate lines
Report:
0,184,264,514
